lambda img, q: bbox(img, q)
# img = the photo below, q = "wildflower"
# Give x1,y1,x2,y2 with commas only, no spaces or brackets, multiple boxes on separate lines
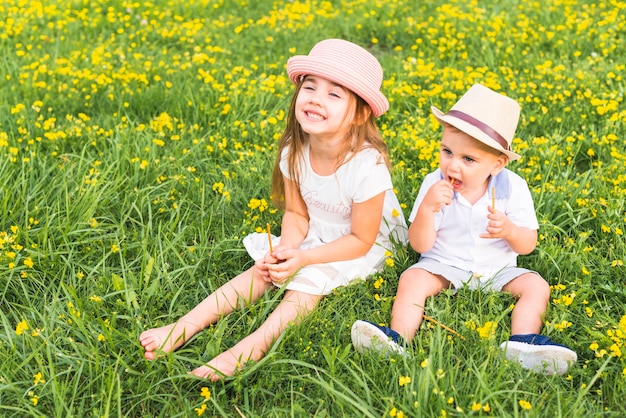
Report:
33,372,45,385
421,358,429,368
519,400,532,410
200,387,211,401
399,375,411,386
23,257,34,268
477,321,498,339
195,403,207,416
111,244,120,253
373,276,384,289
88,218,98,228
16,320,29,335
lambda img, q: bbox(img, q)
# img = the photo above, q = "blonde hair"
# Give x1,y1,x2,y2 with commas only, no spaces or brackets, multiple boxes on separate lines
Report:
271,80,390,209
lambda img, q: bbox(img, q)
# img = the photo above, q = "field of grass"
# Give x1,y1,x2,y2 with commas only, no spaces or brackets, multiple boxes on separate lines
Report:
1,0,625,416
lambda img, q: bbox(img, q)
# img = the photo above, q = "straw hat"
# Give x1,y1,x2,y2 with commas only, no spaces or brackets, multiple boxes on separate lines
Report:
431,84,521,160
286,39,389,117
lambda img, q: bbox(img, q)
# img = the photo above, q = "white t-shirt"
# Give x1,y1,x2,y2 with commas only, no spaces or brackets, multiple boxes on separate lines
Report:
244,144,408,295
408,168,539,279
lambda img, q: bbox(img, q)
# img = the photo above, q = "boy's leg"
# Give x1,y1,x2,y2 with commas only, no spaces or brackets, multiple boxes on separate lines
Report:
139,266,272,360
351,268,449,355
391,268,449,342
502,272,549,334
500,272,577,375
190,289,323,381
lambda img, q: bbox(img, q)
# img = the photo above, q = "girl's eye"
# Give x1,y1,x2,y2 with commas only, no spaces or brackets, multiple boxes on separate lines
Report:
329,92,340,98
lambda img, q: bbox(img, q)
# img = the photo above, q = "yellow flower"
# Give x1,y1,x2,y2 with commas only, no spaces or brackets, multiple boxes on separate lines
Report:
200,387,211,401
33,372,45,385
16,320,29,335
111,244,120,253
195,403,207,416
519,400,532,410
471,402,481,411
477,321,498,339
398,375,411,386
23,257,34,268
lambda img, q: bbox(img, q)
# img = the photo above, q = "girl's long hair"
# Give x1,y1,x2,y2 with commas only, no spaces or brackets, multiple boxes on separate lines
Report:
271,80,390,209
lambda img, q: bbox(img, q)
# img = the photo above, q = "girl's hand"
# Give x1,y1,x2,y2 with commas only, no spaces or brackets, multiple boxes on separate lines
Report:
266,248,305,285
422,179,454,213
254,257,273,283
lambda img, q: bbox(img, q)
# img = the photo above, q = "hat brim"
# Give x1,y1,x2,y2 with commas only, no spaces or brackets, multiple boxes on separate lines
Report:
431,106,521,160
287,55,389,117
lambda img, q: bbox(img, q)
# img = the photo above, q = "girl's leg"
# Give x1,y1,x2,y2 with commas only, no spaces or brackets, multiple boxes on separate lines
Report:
191,289,323,381
502,272,550,335
139,266,272,360
390,268,449,342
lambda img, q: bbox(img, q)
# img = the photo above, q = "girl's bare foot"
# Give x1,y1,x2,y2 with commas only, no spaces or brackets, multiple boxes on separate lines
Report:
139,321,200,360
190,349,248,382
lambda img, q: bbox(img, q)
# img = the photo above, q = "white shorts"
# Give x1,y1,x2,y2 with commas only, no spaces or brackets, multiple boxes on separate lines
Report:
406,257,539,292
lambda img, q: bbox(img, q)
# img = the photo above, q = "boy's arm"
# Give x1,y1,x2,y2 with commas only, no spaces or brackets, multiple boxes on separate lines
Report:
409,179,454,254
481,212,537,255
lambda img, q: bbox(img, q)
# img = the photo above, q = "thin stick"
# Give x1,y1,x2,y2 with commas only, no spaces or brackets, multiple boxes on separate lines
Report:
491,185,496,213
423,314,465,340
266,223,273,253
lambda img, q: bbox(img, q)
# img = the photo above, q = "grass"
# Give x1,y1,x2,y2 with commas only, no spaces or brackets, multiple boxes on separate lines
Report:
1,0,625,416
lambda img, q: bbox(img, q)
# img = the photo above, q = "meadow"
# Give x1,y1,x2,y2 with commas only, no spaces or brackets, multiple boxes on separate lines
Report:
0,0,625,416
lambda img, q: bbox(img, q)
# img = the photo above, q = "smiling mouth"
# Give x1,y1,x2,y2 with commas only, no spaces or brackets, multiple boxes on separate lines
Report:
305,111,325,121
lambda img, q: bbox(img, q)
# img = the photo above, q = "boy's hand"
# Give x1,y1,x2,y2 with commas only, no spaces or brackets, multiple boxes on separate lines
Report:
481,209,512,239
422,179,454,213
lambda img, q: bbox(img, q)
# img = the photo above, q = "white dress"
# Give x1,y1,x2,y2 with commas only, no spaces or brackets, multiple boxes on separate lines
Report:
243,144,408,295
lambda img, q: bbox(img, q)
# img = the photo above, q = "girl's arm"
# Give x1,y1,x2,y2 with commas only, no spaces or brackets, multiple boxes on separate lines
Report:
268,190,385,282
277,176,309,250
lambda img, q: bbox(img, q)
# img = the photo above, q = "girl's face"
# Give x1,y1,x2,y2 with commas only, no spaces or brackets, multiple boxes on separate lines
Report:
440,125,507,199
294,75,355,140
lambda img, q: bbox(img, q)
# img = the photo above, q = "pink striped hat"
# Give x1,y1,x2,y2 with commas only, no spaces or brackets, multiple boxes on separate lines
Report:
286,39,389,117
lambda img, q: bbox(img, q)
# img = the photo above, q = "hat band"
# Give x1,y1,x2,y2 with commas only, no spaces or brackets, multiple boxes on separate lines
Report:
446,110,510,151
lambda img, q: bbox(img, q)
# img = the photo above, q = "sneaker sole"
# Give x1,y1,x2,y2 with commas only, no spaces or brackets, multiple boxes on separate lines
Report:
500,341,577,375
351,320,404,355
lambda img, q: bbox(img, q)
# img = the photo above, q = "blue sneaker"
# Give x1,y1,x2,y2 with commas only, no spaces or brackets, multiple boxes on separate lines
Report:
351,320,406,355
500,334,577,375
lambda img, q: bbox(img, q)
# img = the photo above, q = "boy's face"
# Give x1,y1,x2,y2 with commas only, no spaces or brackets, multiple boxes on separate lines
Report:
440,125,508,196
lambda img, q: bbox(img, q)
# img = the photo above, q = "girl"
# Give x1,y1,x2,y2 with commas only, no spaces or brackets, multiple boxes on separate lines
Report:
139,38,407,381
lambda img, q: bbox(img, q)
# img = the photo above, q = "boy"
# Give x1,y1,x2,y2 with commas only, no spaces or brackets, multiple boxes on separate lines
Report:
351,84,577,375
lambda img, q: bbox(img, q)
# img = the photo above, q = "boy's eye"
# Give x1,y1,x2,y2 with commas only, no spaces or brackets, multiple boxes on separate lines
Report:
441,148,452,155
463,156,475,163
